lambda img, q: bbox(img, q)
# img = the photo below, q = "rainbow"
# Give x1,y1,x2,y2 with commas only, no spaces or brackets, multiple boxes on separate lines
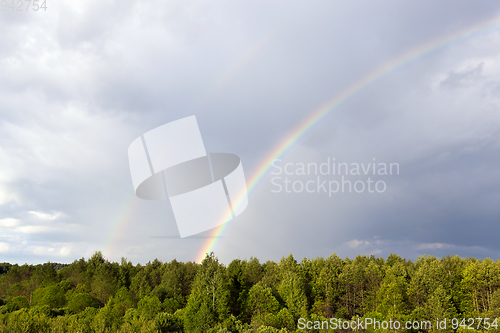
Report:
103,194,139,261
195,13,500,263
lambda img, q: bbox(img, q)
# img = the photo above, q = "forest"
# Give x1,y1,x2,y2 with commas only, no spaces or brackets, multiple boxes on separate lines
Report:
0,252,499,333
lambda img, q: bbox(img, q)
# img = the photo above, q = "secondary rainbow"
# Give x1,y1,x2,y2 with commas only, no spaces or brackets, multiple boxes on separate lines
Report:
196,13,500,263
103,194,139,261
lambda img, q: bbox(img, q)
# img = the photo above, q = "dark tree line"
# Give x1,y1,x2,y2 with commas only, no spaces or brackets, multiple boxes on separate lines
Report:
0,252,499,332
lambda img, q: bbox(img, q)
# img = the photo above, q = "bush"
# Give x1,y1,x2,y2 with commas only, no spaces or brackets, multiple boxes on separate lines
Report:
67,292,98,314
6,295,29,312
156,312,183,332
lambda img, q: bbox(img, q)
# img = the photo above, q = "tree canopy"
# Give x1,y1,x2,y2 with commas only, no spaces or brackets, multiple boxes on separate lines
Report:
0,252,499,332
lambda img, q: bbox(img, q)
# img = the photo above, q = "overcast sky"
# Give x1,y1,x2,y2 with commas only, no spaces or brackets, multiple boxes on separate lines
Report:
1,0,500,265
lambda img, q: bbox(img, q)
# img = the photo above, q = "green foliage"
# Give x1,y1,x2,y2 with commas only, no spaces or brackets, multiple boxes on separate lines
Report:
0,252,499,332
256,325,289,333
274,308,295,331
163,297,181,313
32,282,66,308
67,292,98,314
6,295,29,312
247,284,280,317
427,285,458,333
138,295,162,319
0,263,12,275
377,259,409,319
184,252,231,333
277,255,308,320
0,307,51,332
92,298,123,332
90,261,120,306
462,258,500,316
155,312,183,332
313,253,345,317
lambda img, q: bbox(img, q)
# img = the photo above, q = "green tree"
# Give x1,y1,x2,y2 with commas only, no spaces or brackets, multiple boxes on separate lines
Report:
247,283,281,317
155,312,183,332
377,259,409,320
138,295,162,320
426,285,457,333
158,259,198,308
277,254,308,320
60,258,91,290
32,282,66,308
66,292,98,314
313,254,345,318
462,258,500,316
6,295,29,312
183,252,230,332
89,257,119,306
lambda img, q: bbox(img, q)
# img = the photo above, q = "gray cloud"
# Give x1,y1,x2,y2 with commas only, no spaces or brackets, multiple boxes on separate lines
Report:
1,0,500,264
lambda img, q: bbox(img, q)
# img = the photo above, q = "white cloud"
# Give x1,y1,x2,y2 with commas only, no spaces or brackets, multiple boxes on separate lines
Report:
29,244,72,257
347,239,371,248
0,218,20,228
28,211,63,220
14,225,51,234
0,242,9,253
0,182,19,206
1,217,62,234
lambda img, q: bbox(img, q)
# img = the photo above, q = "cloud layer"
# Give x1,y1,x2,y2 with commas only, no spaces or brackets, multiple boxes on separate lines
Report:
1,0,500,264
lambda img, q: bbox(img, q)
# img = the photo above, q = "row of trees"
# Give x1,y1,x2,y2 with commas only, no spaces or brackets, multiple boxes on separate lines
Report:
0,252,499,332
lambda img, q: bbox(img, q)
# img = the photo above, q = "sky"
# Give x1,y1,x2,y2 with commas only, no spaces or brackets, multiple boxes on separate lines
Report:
1,0,500,265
